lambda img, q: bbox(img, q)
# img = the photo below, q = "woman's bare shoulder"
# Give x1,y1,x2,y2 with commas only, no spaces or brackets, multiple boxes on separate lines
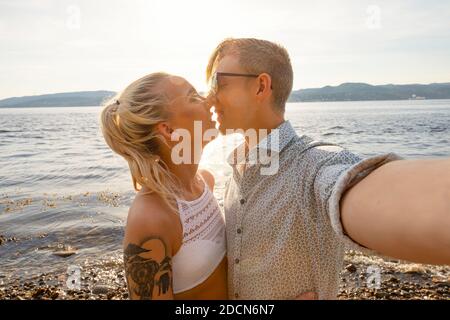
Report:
124,192,180,249
198,168,215,191
123,193,179,300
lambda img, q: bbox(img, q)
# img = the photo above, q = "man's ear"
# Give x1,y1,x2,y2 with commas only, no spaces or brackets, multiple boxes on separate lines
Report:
256,73,272,99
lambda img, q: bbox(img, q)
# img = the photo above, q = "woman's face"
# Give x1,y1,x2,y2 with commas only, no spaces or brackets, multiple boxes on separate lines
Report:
162,76,217,154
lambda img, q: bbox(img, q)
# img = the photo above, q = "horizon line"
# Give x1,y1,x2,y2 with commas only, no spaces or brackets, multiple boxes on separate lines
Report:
2,80,450,101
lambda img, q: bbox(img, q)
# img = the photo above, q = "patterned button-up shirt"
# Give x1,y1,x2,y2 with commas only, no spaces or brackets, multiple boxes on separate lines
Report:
224,120,402,299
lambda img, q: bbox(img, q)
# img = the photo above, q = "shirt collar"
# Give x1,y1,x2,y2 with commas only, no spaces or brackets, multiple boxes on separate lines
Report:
227,120,297,167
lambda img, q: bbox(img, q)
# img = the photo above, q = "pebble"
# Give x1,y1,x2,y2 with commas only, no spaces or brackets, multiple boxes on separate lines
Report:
52,246,77,258
53,250,77,258
388,277,400,283
376,291,387,299
0,235,18,245
32,288,47,299
345,264,357,273
92,284,115,295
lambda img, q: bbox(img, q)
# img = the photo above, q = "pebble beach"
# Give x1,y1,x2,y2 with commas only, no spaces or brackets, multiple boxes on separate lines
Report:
1,242,449,300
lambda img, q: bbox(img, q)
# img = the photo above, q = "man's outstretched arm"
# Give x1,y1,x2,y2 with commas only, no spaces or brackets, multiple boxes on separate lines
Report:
340,158,450,265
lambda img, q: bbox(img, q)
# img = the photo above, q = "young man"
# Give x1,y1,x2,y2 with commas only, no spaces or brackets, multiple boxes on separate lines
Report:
206,38,450,300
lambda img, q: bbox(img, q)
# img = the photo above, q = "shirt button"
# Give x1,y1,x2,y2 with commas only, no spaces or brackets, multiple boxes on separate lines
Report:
237,228,242,234
235,258,240,264
235,293,239,299
240,199,246,205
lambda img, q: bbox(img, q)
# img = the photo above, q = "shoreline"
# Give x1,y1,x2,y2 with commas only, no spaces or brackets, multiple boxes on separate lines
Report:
1,251,448,300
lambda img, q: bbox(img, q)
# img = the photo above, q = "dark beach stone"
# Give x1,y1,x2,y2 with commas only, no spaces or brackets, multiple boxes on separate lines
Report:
92,284,115,295
32,288,47,299
345,264,357,273
388,277,400,283
435,283,450,289
53,249,77,257
436,288,448,294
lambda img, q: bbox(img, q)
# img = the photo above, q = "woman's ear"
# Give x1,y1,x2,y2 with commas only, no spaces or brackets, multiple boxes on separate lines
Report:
155,122,173,141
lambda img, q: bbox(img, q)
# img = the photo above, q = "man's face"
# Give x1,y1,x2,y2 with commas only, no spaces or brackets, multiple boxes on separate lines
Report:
210,55,257,134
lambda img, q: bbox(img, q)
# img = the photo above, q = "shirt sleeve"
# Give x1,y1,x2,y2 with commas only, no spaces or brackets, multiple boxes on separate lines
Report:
311,146,404,254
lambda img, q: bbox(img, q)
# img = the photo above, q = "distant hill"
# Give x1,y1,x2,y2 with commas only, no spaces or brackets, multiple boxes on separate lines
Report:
288,82,450,102
1,83,450,107
0,91,116,108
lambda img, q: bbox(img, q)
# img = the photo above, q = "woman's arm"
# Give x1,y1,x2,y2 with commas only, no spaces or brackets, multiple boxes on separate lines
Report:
124,236,174,300
123,196,178,300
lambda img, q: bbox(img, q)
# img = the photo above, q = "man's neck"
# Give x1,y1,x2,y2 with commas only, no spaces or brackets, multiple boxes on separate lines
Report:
244,116,285,151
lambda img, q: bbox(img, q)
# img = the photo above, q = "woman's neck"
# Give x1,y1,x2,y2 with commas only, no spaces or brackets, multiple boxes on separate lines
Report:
160,151,201,194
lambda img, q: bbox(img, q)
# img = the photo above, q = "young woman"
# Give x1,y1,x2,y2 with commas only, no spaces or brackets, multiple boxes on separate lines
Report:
100,72,227,300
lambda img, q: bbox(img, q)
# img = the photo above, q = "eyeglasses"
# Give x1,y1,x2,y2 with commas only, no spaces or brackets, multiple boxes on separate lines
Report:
209,72,259,95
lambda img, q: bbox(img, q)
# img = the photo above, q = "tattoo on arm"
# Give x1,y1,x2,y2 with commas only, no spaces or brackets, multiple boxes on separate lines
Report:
123,237,173,300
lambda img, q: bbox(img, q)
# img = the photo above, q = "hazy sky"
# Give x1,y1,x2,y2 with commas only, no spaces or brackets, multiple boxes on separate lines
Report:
1,0,450,99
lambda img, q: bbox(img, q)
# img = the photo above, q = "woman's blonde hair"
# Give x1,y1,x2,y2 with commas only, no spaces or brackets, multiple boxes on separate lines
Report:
100,72,181,212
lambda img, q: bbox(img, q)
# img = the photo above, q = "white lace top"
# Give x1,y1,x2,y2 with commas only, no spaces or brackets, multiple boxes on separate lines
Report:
172,176,226,294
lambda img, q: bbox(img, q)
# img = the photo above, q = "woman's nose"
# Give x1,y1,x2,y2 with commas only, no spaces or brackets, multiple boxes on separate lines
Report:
204,94,216,109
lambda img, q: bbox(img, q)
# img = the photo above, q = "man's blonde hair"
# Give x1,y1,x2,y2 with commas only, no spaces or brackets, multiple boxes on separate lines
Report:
206,38,293,112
